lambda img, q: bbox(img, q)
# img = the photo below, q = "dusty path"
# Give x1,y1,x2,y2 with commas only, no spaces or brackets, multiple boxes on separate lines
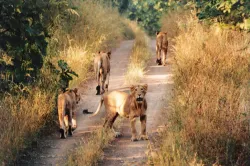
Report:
99,40,173,166
18,40,134,166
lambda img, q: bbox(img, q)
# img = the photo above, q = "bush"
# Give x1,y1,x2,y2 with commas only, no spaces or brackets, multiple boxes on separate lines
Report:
0,0,68,83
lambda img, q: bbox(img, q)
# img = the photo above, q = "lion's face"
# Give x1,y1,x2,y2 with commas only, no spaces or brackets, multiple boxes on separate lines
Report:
130,84,148,103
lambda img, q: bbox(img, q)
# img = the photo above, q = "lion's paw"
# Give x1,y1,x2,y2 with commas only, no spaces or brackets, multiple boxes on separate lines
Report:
139,134,148,140
131,136,138,142
68,126,73,136
60,129,66,139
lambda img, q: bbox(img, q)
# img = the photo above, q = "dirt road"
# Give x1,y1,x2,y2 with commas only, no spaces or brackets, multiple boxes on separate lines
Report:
18,40,134,166
18,39,173,166
99,40,173,166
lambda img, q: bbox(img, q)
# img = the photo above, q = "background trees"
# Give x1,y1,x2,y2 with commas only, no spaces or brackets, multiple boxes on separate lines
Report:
106,0,250,34
196,0,250,30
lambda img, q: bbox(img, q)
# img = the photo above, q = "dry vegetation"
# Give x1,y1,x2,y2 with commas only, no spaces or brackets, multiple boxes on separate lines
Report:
0,1,131,164
153,11,250,165
0,89,56,162
66,129,114,166
125,21,151,84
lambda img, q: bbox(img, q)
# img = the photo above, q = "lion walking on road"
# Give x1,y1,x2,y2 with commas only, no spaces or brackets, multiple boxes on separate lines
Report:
156,31,168,66
57,88,80,139
94,51,111,95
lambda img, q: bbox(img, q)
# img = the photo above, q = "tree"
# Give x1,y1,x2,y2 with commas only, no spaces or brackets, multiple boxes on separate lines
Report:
128,0,169,35
196,0,250,29
0,0,68,83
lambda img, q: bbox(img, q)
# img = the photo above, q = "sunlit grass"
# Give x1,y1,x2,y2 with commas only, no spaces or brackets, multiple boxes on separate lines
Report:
125,21,151,84
0,88,56,162
153,11,250,165
66,129,114,166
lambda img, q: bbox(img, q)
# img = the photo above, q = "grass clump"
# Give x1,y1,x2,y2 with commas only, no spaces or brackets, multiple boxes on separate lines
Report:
66,129,114,166
0,87,56,163
154,11,250,165
125,22,151,84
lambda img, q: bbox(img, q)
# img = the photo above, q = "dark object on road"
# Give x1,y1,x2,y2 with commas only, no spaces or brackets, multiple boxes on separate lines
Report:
83,109,93,114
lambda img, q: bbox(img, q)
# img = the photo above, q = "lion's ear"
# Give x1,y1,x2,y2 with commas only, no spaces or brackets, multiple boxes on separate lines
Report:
130,85,135,92
143,84,148,92
73,88,78,94
107,51,111,59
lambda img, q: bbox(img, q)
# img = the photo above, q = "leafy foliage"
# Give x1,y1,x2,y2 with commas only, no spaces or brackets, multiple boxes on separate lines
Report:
104,0,130,13
128,0,169,35
0,0,68,84
196,0,250,30
57,60,78,92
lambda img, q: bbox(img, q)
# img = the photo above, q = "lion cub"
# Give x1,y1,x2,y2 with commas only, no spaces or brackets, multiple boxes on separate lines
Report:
94,51,111,95
91,84,148,141
57,88,80,139
156,31,168,66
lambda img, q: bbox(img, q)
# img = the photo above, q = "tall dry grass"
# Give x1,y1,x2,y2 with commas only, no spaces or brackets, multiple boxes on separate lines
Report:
154,12,250,165
160,9,191,40
0,87,56,163
125,21,151,84
0,0,131,164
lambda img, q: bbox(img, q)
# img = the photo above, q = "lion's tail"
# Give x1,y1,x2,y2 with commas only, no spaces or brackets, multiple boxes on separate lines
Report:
90,96,104,117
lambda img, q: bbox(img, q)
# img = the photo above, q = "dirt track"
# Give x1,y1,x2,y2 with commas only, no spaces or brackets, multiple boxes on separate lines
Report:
18,40,133,165
18,39,173,166
99,40,173,166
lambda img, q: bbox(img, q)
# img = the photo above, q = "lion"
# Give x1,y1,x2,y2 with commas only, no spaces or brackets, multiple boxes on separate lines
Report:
156,31,168,66
94,51,111,95
90,84,148,141
57,88,80,139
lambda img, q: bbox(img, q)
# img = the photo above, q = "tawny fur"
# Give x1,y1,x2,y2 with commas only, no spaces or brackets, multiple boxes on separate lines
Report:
91,84,148,141
57,88,80,139
94,51,111,95
156,31,168,66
